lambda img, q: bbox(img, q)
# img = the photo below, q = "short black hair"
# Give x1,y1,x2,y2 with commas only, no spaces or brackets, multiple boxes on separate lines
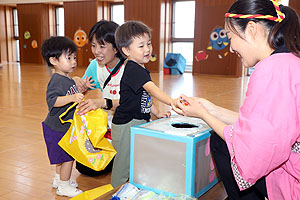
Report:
88,20,122,58
115,21,151,58
41,36,77,67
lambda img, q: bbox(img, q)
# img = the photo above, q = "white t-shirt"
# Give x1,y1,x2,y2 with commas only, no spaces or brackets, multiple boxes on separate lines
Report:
83,58,126,128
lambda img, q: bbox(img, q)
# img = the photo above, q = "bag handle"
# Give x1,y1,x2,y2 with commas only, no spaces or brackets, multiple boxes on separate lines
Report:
59,102,78,124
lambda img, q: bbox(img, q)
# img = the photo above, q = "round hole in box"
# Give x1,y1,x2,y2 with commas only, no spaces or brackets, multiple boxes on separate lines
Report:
171,123,198,128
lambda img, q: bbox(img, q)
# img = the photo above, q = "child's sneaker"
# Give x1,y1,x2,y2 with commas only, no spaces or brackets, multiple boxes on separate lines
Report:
56,183,82,197
52,176,78,188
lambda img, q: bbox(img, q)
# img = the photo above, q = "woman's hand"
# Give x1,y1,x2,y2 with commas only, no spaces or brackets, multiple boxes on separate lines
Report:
194,97,215,114
73,76,87,93
172,94,209,119
73,76,95,93
76,98,106,115
84,76,96,90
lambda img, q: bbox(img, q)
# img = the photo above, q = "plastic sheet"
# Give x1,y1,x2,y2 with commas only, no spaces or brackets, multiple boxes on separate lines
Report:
111,183,197,200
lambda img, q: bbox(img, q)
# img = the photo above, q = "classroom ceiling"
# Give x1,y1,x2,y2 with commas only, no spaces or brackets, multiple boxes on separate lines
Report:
0,0,122,5
0,0,75,4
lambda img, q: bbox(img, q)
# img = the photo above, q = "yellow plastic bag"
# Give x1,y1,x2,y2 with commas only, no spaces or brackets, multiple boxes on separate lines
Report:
70,184,114,200
86,109,110,149
58,103,116,171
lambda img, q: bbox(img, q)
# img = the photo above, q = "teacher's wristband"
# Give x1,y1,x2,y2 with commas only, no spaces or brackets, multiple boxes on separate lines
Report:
104,98,113,110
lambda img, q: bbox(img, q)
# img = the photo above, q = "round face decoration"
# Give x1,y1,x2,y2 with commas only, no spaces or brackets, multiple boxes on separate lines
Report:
208,27,229,50
31,40,38,48
150,54,157,62
24,31,31,40
74,29,88,47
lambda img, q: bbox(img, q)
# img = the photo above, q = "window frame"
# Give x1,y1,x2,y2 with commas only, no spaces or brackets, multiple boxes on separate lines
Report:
171,0,195,42
171,0,195,71
110,3,124,25
55,6,64,36
12,7,19,40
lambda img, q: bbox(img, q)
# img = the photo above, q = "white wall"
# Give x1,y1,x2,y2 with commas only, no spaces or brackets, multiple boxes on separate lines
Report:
279,0,289,6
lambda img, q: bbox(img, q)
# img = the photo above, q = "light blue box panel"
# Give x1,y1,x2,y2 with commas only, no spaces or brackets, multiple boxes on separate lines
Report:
163,53,186,75
130,115,219,198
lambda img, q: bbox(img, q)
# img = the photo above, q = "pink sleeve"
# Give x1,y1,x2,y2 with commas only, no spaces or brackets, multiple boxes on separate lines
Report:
223,56,300,190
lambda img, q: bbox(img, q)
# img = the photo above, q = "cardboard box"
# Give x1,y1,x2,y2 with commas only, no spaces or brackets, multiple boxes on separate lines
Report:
163,53,186,75
163,68,170,75
130,115,218,198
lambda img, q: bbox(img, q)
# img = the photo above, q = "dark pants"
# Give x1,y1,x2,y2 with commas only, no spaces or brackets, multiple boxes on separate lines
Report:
210,131,268,200
75,159,113,177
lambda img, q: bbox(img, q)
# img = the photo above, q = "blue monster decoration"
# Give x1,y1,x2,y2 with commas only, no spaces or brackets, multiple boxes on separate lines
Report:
207,27,229,50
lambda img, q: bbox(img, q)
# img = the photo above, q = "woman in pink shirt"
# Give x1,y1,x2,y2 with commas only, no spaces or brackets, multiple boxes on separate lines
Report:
173,0,300,199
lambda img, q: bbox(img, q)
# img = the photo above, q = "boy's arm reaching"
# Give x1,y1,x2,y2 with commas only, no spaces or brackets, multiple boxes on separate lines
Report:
54,93,84,107
143,81,175,106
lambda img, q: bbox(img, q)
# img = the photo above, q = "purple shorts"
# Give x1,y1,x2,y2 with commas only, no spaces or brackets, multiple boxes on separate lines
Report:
42,122,74,165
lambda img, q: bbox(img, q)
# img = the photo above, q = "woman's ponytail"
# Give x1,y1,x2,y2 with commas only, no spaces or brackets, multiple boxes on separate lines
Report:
269,5,300,57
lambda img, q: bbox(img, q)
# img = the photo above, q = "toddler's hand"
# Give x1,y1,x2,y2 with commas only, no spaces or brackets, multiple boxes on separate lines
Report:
171,98,178,107
156,111,171,119
73,93,84,103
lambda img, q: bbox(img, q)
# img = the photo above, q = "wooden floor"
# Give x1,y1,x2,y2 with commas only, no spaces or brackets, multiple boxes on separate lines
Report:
0,62,249,200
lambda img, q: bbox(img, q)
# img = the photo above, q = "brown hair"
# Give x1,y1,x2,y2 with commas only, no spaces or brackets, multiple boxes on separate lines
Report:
115,21,151,57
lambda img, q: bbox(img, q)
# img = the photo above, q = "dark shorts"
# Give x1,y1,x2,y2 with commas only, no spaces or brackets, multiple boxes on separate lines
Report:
42,122,74,165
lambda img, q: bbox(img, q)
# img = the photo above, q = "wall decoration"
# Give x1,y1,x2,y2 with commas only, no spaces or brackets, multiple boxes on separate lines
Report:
24,31,31,40
150,54,157,62
31,40,38,48
195,50,208,61
74,28,88,48
207,27,229,50
195,26,229,61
